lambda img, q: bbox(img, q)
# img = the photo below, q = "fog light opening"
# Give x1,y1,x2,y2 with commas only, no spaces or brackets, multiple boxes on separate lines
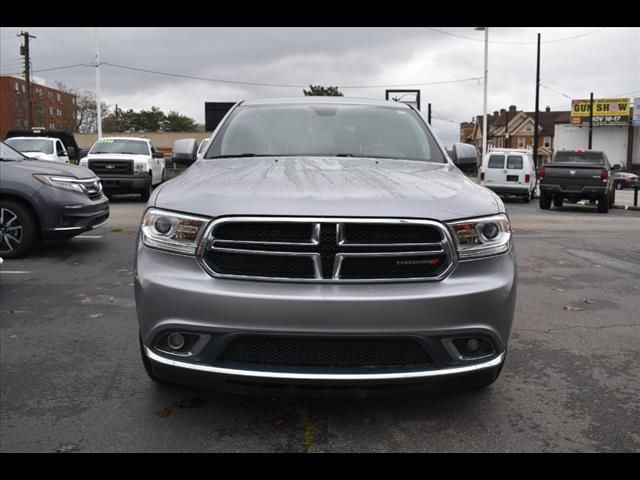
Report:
467,338,480,352
167,333,185,350
445,337,496,361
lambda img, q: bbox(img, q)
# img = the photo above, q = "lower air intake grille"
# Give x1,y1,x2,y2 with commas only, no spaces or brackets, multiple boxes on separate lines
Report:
218,336,432,368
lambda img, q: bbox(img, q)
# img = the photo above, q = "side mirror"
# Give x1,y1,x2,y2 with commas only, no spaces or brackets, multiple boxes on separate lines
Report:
450,142,478,173
171,138,197,166
611,163,622,171
66,146,76,159
153,151,165,159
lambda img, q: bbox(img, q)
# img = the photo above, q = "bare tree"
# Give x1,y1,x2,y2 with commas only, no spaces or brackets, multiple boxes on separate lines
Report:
55,82,110,133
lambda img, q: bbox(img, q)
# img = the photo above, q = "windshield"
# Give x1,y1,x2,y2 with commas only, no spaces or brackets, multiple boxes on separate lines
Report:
90,139,150,155
5,138,53,154
0,142,28,161
205,104,446,163
553,151,605,164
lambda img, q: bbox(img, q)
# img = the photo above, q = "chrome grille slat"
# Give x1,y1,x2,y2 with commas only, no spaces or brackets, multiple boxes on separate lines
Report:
198,217,455,283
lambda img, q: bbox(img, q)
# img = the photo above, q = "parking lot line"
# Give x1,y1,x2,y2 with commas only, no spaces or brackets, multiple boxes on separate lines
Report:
0,271,30,274
75,235,103,239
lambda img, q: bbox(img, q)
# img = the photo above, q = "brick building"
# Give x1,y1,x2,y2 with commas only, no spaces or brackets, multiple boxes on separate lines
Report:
0,75,76,139
463,105,570,163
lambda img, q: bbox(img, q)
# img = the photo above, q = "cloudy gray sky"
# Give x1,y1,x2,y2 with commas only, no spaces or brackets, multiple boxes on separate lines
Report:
1,27,638,144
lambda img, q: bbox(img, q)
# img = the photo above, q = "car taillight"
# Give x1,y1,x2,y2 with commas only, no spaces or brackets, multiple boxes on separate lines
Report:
601,169,609,183
539,167,545,180
480,171,485,181
525,174,530,183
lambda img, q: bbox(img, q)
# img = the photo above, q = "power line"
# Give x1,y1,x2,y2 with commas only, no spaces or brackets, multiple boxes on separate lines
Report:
425,27,608,45
102,62,482,89
540,83,573,99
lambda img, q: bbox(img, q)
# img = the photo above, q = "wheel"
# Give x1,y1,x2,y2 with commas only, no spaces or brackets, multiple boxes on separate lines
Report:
140,175,152,202
539,193,551,210
598,194,609,213
139,334,170,384
616,182,623,190
0,200,37,259
553,197,564,208
610,189,615,208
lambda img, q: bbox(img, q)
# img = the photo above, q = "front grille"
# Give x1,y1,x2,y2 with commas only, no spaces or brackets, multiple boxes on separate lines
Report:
89,159,133,176
200,217,453,282
219,336,431,368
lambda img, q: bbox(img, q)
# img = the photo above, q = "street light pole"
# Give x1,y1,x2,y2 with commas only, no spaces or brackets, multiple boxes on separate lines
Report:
475,27,489,158
95,29,102,138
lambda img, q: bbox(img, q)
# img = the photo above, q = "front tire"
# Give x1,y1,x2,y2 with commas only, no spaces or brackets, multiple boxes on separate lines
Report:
140,175,152,202
539,193,551,210
616,182,623,190
0,200,37,259
553,197,564,208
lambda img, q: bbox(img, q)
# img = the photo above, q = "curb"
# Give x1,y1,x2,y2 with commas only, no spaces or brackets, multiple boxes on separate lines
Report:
613,204,640,211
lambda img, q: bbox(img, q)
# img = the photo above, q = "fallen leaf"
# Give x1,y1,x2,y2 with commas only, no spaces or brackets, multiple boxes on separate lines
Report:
563,304,582,311
273,417,287,429
553,288,565,292
89,313,103,319
80,296,92,305
157,408,172,417
9,309,29,314
584,299,594,304
56,444,79,453
173,398,205,408
111,227,124,232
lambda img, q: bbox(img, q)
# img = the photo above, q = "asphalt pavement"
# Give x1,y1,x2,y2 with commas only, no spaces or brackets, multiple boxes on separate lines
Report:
1,196,639,452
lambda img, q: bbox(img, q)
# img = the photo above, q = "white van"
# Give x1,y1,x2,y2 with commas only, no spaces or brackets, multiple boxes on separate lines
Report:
479,148,536,202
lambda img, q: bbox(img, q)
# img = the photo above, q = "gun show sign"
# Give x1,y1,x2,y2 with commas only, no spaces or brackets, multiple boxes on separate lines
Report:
571,98,631,126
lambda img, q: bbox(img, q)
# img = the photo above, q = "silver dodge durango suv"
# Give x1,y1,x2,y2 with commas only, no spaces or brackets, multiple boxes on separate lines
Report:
134,97,516,396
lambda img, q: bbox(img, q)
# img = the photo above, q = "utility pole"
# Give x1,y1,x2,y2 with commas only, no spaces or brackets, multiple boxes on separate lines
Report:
18,31,36,129
481,28,489,157
428,103,432,125
95,29,102,138
588,92,594,149
115,104,119,132
533,33,541,169
505,108,510,148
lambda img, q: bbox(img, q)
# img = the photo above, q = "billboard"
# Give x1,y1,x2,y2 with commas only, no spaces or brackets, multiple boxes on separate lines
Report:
570,98,631,126
633,98,640,127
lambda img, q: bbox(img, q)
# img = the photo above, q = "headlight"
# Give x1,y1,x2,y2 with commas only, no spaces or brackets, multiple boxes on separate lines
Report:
34,175,87,193
133,163,148,175
447,214,511,259
141,208,210,255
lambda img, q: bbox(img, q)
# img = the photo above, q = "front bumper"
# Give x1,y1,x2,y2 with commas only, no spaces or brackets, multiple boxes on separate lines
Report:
99,175,148,193
37,190,110,238
135,242,517,390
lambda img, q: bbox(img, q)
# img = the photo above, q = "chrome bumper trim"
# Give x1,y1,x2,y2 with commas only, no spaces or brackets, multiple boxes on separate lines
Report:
144,347,504,381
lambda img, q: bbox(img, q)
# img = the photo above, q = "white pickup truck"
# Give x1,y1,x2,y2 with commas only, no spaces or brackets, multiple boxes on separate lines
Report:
80,137,165,201
4,136,71,164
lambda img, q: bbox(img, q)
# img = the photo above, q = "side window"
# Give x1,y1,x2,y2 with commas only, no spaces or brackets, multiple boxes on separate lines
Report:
487,155,505,169
507,155,523,169
56,140,66,156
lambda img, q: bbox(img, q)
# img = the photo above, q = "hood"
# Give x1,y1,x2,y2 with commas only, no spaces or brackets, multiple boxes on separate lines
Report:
154,156,502,222
23,151,54,160
8,158,96,179
86,153,149,161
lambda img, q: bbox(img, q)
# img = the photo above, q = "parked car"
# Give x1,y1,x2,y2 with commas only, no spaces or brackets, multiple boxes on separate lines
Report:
539,149,618,213
0,141,109,258
4,136,71,164
79,137,165,201
135,97,517,396
5,129,81,163
613,171,640,190
479,148,536,202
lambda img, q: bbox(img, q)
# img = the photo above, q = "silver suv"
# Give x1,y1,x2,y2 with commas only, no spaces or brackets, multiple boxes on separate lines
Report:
135,97,516,396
